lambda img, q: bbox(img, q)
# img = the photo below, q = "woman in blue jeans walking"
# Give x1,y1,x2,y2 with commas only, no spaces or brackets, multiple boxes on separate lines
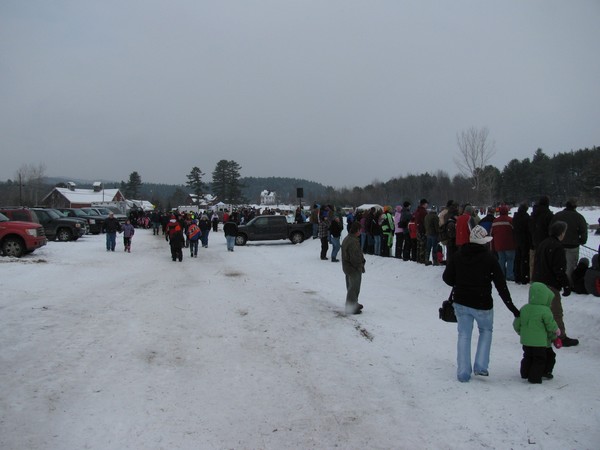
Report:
442,225,520,382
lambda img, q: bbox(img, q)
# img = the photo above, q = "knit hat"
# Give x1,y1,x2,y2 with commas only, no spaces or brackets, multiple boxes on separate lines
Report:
470,225,493,245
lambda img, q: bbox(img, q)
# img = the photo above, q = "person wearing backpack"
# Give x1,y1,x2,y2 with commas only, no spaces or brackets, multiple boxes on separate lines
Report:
187,219,202,257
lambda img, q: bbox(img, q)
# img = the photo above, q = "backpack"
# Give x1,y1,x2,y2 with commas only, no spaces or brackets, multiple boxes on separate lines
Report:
439,220,456,243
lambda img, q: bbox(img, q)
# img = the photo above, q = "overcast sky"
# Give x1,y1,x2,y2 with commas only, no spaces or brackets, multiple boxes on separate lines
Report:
1,1,599,188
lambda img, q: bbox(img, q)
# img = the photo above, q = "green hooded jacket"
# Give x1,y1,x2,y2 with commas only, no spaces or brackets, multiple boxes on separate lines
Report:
513,282,559,347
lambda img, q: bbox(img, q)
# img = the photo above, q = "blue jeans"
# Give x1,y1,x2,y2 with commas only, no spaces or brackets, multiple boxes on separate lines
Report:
425,235,439,264
330,236,341,260
360,232,367,252
201,229,209,247
373,235,381,256
497,250,515,281
453,303,494,382
106,232,117,251
226,235,235,251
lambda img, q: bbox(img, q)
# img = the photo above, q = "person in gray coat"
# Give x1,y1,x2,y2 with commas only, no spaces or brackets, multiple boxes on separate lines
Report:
342,221,366,315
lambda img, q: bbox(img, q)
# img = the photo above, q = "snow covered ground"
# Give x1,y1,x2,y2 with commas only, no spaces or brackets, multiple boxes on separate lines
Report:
1,208,599,450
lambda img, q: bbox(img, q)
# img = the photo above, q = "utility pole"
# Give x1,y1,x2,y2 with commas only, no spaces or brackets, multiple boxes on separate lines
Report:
19,173,23,206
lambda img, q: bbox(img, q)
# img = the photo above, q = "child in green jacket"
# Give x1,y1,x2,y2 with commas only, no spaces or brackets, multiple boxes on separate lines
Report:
513,282,561,384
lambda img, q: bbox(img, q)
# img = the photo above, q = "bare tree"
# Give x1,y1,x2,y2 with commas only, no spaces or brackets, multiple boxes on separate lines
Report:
14,163,46,205
454,127,496,205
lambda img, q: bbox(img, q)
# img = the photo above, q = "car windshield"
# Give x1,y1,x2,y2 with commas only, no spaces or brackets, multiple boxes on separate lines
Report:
72,209,89,217
81,208,99,216
0,212,9,222
44,209,62,219
96,208,111,215
52,209,68,217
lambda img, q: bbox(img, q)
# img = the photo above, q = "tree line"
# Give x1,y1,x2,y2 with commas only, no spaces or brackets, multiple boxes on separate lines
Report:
1,147,598,209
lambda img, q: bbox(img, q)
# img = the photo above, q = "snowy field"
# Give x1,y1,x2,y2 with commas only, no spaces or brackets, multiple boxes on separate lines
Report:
1,208,599,450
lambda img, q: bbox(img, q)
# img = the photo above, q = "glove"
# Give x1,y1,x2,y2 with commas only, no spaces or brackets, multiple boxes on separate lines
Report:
553,337,562,349
562,286,571,297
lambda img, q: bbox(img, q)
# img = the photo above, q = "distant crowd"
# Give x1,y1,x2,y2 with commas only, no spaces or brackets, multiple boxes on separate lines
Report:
308,197,599,297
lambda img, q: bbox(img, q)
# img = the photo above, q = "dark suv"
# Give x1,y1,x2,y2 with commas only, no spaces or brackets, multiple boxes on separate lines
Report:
0,207,86,241
57,207,102,234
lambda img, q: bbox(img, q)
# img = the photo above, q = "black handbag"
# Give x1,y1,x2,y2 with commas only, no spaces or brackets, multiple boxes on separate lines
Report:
439,289,457,323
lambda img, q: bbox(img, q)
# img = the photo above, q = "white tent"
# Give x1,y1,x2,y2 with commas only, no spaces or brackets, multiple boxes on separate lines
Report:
355,203,383,211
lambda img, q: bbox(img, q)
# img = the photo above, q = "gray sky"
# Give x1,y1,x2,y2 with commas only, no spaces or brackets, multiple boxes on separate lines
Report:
1,1,599,188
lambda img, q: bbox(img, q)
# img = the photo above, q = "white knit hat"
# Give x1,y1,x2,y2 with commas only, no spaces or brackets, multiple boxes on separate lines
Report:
470,225,493,245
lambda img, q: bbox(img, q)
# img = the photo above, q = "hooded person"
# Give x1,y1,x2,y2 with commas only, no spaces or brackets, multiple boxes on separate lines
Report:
443,225,520,382
513,282,561,384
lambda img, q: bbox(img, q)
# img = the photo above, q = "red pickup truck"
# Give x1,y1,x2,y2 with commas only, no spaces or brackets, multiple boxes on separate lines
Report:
0,212,47,257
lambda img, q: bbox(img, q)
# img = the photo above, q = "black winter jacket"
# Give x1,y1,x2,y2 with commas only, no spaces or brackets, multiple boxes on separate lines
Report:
443,243,519,317
529,205,553,249
532,236,570,290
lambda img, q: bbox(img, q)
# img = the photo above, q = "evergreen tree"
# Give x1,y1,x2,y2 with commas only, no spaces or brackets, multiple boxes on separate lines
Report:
186,167,205,202
212,160,246,205
125,171,142,199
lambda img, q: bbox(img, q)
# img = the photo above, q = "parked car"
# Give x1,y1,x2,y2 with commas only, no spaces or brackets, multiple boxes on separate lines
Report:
87,207,128,224
57,207,102,234
0,211,47,257
0,207,86,242
234,215,313,246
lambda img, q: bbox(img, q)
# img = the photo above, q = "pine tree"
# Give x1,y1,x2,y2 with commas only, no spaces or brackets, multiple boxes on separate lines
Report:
126,171,142,199
211,160,245,205
186,167,205,203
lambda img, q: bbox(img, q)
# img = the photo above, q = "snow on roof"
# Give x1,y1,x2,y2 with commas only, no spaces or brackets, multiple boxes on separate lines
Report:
53,187,122,203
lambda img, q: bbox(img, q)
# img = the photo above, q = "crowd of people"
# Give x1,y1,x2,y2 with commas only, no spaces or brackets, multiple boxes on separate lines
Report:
114,198,599,384
309,197,597,384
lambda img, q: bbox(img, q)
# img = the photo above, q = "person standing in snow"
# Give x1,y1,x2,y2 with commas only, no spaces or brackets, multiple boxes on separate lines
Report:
342,221,366,315
513,282,561,384
491,205,516,281
531,220,579,347
165,215,184,262
198,214,211,248
550,199,588,285
329,214,343,262
223,216,238,252
121,219,135,253
187,219,201,257
211,211,220,232
103,212,122,252
443,225,520,383
318,213,331,260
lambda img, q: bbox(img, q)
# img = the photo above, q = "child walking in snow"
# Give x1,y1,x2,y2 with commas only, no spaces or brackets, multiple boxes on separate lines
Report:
513,282,561,384
122,219,135,253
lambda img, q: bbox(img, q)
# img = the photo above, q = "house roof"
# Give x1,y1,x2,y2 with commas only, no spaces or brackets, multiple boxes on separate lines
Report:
48,187,123,203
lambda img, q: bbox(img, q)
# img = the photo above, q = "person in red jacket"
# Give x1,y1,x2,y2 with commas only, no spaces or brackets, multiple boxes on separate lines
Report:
491,205,516,281
455,204,477,247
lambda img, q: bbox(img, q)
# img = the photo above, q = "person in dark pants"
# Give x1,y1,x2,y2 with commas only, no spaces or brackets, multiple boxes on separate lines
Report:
532,220,579,347
342,222,366,315
513,282,560,383
512,203,531,284
318,215,330,260
166,215,184,262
